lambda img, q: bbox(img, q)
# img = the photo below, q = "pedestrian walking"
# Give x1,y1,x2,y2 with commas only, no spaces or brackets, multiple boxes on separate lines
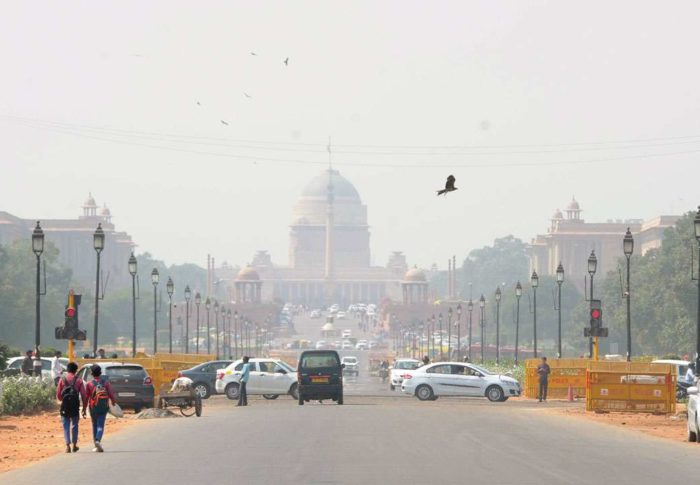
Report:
422,355,430,366
85,364,116,452
51,351,63,386
537,356,551,402
56,362,87,453
21,350,33,376
237,356,250,406
32,349,43,377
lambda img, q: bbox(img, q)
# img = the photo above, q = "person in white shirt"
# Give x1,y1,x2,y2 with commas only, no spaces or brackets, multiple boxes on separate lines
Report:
686,363,696,385
51,351,63,386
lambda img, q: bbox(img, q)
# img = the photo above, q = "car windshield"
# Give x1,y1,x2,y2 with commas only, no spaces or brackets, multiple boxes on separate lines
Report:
468,364,493,375
302,353,340,368
395,361,421,370
106,366,146,377
342,358,357,364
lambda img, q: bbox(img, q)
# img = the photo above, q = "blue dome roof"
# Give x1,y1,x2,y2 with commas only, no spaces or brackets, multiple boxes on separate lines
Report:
301,170,360,200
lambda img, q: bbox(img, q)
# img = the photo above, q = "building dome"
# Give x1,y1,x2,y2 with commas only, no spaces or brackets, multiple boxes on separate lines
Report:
301,169,361,201
404,267,427,282
236,266,260,281
566,197,580,211
99,204,111,217
552,208,563,220
83,193,97,208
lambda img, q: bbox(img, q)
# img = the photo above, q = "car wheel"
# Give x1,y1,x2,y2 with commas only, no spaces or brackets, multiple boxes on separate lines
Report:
298,392,304,406
263,394,279,400
193,382,210,399
486,385,505,402
689,416,698,442
416,384,434,401
389,384,395,391
337,392,344,405
289,383,299,400
225,382,240,400
500,396,509,402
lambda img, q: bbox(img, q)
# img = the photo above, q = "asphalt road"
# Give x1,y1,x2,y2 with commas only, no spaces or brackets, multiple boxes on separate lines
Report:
4,395,700,485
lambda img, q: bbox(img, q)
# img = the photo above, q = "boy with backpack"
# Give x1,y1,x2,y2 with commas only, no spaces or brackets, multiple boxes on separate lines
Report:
84,364,116,452
56,362,87,453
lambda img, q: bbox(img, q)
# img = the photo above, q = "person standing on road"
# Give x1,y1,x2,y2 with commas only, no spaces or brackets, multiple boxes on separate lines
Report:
686,363,696,384
237,356,250,407
423,355,430,366
537,356,551,402
21,350,33,375
84,364,116,452
51,351,63,386
32,349,43,377
56,362,87,453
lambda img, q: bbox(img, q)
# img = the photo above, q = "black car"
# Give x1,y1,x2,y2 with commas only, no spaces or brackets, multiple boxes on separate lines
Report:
178,360,233,399
297,350,343,405
77,362,154,413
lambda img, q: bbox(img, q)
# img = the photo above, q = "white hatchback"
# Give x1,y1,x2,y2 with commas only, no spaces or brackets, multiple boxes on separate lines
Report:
389,358,423,391
401,362,520,402
215,358,299,401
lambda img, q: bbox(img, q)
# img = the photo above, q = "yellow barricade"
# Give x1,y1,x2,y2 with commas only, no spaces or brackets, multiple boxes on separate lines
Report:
523,358,588,399
586,361,675,414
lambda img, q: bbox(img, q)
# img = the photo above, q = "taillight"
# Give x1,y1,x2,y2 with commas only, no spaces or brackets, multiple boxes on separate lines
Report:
144,376,153,386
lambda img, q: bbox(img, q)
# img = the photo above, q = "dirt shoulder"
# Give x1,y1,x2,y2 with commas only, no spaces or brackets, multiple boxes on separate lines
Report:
547,401,689,443
0,410,136,474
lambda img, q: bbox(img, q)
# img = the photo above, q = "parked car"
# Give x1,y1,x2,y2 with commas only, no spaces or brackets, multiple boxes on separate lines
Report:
341,340,353,350
297,350,344,405
76,362,154,412
3,356,68,378
315,340,327,350
401,362,520,402
341,356,359,377
688,384,700,441
216,358,298,401
390,358,423,391
652,359,691,383
355,340,368,351
178,360,233,399
341,329,352,338
310,310,322,319
337,312,347,320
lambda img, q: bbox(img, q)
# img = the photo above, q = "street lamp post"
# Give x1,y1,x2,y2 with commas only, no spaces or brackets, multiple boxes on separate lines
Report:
623,229,634,362
456,304,462,360
245,321,250,355
92,223,105,355
184,286,191,354
227,309,232,358
205,298,211,355
438,313,444,361
128,253,138,357
234,311,239,358
693,207,700,372
166,277,174,354
447,307,453,360
479,295,485,363
515,282,522,365
214,300,220,359
495,287,501,364
531,271,539,358
467,300,474,360
588,250,598,358
194,292,201,354
31,222,44,352
151,268,159,354
556,263,564,359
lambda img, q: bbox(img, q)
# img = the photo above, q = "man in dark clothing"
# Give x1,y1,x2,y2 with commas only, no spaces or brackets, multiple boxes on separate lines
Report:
422,355,430,366
237,356,250,407
537,356,551,402
21,350,33,375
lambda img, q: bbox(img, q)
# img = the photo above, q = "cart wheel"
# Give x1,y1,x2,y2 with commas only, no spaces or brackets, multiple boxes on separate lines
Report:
180,405,196,417
195,396,202,417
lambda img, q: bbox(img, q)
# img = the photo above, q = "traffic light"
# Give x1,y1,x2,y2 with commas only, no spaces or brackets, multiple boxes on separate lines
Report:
56,291,86,341
584,299,608,337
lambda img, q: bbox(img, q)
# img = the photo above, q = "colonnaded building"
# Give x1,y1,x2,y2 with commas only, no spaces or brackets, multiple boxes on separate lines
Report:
528,197,679,284
233,169,429,307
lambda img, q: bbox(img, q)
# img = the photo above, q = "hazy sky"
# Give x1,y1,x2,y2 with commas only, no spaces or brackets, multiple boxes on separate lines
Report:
1,1,699,269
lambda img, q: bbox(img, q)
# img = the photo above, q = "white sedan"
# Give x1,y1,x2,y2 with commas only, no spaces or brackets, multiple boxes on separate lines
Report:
215,358,299,401
688,384,699,442
389,358,423,391
401,362,520,402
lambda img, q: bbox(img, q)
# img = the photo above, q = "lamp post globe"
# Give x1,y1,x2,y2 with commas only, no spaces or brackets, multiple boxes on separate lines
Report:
556,263,564,283
530,271,539,288
32,221,45,256
128,253,137,276
624,228,634,256
151,268,160,285
93,223,105,253
588,250,598,275
128,252,138,357
166,277,174,298
515,281,522,298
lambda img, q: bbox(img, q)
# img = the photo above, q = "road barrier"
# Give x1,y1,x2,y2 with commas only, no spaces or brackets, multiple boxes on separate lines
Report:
586,361,675,414
524,359,588,399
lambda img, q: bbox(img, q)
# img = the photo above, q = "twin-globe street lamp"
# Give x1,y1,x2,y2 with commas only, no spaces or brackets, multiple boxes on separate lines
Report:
128,253,138,357
623,229,634,361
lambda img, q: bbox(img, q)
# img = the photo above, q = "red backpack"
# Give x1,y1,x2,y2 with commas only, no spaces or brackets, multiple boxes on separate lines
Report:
89,378,110,415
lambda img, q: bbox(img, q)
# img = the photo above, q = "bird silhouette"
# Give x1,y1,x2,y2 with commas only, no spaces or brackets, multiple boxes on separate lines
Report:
437,175,457,196
220,120,229,126
250,52,257,56
243,93,252,99
284,57,289,66
196,101,201,106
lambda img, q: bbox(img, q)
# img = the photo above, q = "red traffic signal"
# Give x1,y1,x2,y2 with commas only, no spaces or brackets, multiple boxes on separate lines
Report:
591,308,601,320
65,308,76,318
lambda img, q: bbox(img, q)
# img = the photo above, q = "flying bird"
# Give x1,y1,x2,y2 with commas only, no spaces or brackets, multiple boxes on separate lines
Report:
437,175,457,196
243,92,252,99
196,101,201,106
220,120,229,126
250,52,257,56
283,57,289,66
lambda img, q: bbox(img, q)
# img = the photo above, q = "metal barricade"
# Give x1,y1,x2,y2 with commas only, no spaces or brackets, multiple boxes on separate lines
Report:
524,358,588,399
586,361,675,414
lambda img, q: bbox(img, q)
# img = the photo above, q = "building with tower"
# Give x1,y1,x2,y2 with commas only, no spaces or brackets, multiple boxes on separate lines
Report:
0,194,136,290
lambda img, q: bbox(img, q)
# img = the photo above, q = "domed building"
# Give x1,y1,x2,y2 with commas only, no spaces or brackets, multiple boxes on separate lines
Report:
242,169,422,307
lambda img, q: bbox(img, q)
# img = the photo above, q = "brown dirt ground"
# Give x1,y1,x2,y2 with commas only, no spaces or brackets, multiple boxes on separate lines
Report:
0,409,136,474
549,402,690,443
